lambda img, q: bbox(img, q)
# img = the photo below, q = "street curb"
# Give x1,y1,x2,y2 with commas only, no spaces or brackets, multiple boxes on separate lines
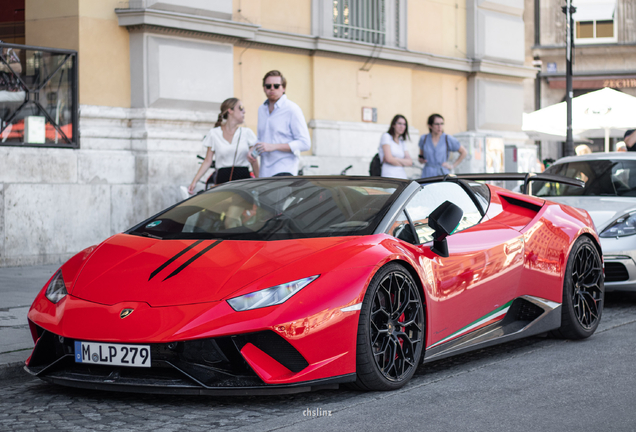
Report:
0,360,32,384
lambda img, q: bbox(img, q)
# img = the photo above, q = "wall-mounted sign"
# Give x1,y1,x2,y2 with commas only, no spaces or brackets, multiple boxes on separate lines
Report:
25,116,46,144
603,78,636,88
547,62,557,73
362,107,377,122
548,75,636,89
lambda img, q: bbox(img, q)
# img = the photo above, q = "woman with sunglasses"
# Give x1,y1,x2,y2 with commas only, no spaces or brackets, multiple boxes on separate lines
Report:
378,114,413,179
188,98,259,193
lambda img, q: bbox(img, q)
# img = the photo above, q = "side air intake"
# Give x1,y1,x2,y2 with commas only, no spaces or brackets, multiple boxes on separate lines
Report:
500,195,543,213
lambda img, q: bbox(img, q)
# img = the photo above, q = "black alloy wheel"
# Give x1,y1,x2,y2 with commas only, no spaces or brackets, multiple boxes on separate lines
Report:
352,263,425,391
553,236,603,339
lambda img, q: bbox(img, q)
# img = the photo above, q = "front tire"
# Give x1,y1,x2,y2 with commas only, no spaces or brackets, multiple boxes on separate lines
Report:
352,263,425,391
553,236,604,339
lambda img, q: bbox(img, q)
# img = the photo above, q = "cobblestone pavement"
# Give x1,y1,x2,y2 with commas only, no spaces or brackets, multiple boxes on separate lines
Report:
2,292,635,432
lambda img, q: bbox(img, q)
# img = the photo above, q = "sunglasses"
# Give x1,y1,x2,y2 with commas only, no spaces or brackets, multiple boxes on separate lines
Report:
264,84,281,90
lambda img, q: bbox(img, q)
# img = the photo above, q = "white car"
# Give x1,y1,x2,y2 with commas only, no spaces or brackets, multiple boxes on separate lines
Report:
532,152,636,292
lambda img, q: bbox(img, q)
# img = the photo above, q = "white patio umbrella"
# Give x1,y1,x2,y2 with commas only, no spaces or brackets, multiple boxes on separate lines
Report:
522,87,636,151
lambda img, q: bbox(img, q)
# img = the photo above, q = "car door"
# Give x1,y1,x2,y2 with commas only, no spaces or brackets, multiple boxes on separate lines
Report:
401,182,526,349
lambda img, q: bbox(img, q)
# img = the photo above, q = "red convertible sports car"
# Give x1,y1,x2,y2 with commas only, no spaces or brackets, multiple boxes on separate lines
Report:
26,174,603,395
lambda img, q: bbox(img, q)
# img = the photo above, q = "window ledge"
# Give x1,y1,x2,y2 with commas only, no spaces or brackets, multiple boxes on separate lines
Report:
574,38,618,45
532,42,636,50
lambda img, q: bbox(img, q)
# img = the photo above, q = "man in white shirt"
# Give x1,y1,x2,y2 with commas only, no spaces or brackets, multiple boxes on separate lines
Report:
249,70,311,177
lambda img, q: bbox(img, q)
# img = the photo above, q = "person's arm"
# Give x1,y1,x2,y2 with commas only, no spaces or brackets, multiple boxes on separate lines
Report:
8,61,21,74
286,105,311,153
382,144,399,166
247,148,258,162
417,135,428,163
254,142,292,153
1,49,21,74
250,104,269,159
188,148,214,194
245,128,260,169
249,154,260,177
402,150,413,167
442,136,467,170
0,62,21,74
382,144,410,167
451,145,468,169
625,130,636,148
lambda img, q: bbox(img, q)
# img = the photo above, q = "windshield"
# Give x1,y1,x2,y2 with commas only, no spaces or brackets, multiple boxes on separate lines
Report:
128,178,405,240
532,160,636,197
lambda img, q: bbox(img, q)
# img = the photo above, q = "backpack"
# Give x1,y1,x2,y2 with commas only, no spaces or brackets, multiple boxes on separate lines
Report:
369,153,382,176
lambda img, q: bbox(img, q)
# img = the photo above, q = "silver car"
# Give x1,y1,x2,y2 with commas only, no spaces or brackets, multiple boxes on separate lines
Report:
532,152,636,292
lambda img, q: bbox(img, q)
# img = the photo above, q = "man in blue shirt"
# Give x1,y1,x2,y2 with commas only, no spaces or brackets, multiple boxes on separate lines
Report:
249,70,311,177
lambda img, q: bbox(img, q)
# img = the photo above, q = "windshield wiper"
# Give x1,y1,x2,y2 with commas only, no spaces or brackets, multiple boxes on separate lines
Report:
129,231,163,240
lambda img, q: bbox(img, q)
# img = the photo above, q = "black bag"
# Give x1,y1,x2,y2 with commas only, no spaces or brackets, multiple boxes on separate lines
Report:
369,153,382,176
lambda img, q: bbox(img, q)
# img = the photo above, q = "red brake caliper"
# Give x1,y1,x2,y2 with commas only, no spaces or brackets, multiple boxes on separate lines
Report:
396,312,406,358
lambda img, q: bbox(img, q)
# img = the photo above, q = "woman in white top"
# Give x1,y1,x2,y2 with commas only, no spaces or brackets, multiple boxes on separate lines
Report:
379,114,413,179
188,98,259,193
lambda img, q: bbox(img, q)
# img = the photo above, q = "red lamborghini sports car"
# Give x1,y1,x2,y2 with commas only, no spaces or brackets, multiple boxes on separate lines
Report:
25,174,603,395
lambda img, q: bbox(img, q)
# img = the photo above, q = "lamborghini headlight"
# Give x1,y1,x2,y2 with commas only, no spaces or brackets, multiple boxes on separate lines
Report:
600,212,636,238
227,275,319,312
45,270,68,304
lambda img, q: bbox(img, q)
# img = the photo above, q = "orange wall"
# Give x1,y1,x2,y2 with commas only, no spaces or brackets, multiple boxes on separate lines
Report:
25,0,130,107
232,0,312,35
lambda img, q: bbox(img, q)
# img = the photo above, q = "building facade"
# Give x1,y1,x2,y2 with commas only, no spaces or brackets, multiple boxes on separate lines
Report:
0,0,532,266
525,0,636,157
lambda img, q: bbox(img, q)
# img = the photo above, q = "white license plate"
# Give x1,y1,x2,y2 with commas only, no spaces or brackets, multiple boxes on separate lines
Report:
74,341,151,367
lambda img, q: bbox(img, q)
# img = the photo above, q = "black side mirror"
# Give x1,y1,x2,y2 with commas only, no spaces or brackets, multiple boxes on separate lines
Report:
428,201,463,257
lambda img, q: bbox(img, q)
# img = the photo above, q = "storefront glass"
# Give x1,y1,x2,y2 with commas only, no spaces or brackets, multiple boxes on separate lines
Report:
0,42,78,148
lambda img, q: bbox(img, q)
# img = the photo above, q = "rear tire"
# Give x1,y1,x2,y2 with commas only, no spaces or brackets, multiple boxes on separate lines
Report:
552,236,603,339
351,263,425,391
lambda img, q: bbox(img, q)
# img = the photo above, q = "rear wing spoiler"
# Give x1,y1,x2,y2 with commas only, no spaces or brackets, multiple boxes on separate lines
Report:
417,173,585,195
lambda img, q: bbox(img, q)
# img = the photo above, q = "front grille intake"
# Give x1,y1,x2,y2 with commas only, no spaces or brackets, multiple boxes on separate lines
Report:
233,331,309,373
26,328,309,389
605,262,629,282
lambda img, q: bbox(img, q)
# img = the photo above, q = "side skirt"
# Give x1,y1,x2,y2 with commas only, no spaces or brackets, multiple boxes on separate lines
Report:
423,296,561,363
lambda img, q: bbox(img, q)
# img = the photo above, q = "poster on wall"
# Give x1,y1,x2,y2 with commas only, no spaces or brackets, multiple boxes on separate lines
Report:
486,137,504,173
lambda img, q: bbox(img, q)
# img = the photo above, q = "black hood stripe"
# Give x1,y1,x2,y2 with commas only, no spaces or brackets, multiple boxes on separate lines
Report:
148,240,203,281
162,240,222,281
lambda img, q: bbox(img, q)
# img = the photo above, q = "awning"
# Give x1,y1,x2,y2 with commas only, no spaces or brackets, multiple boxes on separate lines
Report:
574,0,616,21
522,87,636,150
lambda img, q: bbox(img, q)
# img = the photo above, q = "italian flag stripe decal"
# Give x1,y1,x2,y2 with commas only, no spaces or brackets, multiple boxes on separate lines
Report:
428,300,513,349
